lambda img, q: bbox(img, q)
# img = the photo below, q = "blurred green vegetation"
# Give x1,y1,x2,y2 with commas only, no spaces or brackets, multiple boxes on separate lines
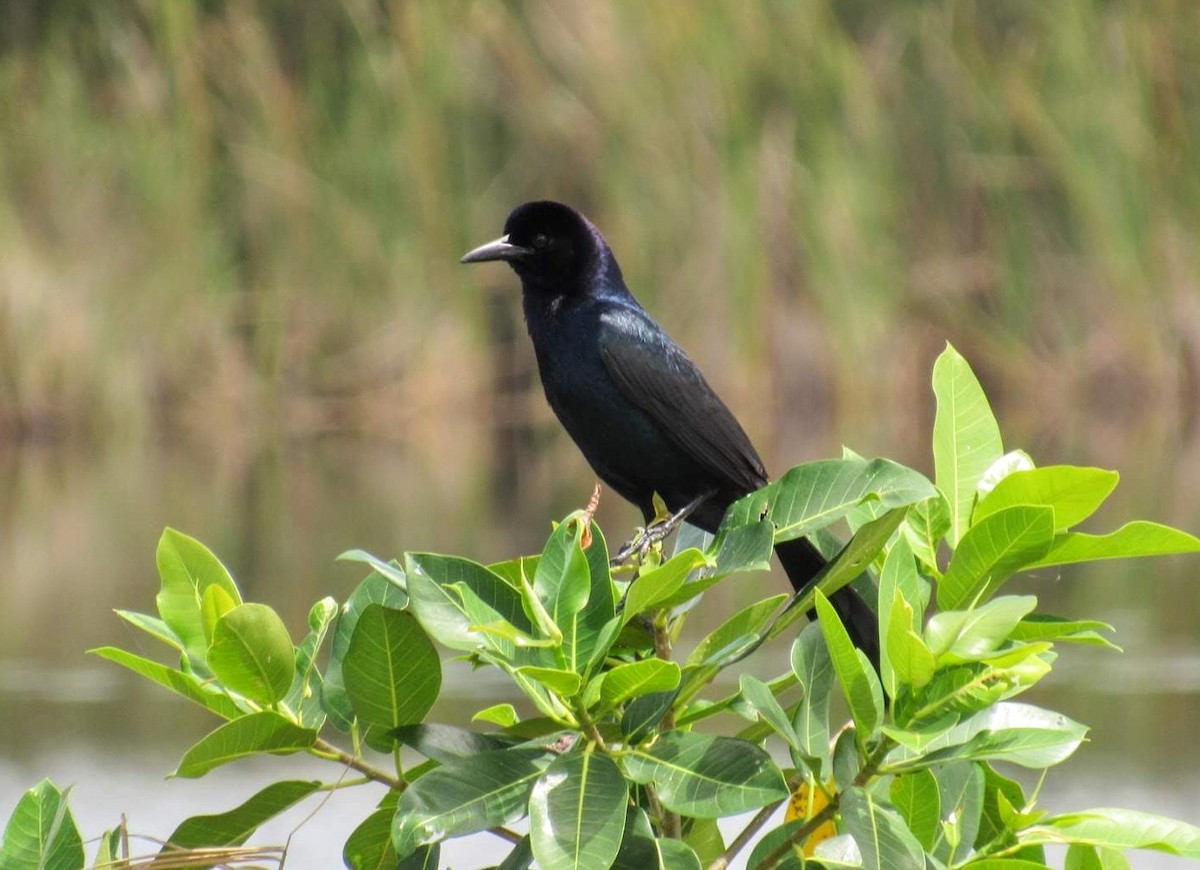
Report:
0,0,1197,455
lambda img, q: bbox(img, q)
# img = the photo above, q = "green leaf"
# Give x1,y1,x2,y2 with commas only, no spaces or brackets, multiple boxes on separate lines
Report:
536,518,591,617
623,732,788,817
814,506,910,602
529,751,628,870
200,583,238,645
173,711,316,778
904,494,951,573
516,666,583,698
1026,808,1200,859
89,646,244,720
155,528,243,669
890,770,941,850
620,689,679,744
474,703,519,728
114,609,183,650
0,779,84,870
337,549,408,596
815,589,884,741
746,818,807,870
878,536,932,697
686,594,787,667
1011,615,1119,650
974,466,1119,531
938,506,1055,609
738,674,800,751
622,549,709,622
344,604,440,744
683,818,724,866
599,659,680,711
790,621,834,776
926,595,1039,660
345,793,438,870
709,519,776,577
886,590,936,691
1025,521,1200,569
207,603,296,705
887,702,1087,770
975,762,1038,854
391,724,517,764
575,522,617,671
1065,844,1131,870
535,518,592,670
392,749,545,858
932,343,1004,546
160,780,320,854
840,786,926,870
404,553,533,657
284,596,338,729
933,760,984,864
495,837,533,870
613,807,703,870
323,570,409,730
720,457,937,543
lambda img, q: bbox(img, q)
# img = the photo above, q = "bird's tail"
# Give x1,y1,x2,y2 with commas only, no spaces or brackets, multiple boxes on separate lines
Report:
775,536,881,669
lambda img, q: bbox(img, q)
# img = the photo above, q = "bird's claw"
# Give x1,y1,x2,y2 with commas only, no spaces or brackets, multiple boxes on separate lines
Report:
610,491,714,568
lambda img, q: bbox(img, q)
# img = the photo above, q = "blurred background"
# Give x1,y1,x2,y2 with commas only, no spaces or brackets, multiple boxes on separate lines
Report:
0,1,1197,866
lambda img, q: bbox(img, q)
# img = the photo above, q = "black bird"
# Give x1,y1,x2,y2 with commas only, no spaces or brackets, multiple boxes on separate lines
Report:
461,200,877,661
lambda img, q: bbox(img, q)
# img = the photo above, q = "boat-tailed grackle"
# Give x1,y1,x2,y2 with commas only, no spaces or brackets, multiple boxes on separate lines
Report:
462,200,877,662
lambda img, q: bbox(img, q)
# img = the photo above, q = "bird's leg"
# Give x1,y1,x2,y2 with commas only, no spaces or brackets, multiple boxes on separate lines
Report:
612,491,713,566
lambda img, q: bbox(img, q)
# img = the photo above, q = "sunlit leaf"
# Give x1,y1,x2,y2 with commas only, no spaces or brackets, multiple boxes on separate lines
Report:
932,760,984,864
887,702,1087,770
890,770,940,850
173,711,317,778
739,674,800,751
529,751,628,870
926,596,1038,660
160,780,320,855
599,659,680,711
0,779,84,870
622,549,709,623
322,570,409,730
207,603,295,705
90,646,244,720
938,506,1054,609
840,786,926,870
719,457,936,544
344,605,440,746
686,594,787,667
1026,808,1200,859
1026,522,1200,569
392,749,545,858
974,466,1119,531
790,621,834,777
155,528,243,670
815,589,883,741
623,732,788,817
932,343,1004,546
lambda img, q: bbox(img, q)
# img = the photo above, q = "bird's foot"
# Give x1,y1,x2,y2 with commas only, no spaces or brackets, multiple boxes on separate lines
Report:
611,492,712,567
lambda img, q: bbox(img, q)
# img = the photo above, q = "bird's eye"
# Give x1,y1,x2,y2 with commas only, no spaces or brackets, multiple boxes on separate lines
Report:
532,233,550,250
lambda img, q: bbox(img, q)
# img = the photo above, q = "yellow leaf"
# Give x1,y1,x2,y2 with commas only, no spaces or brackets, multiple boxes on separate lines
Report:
785,780,838,856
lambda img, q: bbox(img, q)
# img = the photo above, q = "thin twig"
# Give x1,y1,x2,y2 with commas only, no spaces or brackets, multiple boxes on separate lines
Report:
706,799,786,870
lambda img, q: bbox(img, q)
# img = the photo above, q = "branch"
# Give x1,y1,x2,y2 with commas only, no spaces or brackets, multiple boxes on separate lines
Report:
706,799,786,870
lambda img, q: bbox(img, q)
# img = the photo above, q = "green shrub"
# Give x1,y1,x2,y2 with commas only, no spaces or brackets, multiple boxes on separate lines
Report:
4,345,1198,869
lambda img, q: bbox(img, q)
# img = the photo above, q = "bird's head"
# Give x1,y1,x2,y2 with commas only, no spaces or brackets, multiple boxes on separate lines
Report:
461,200,615,293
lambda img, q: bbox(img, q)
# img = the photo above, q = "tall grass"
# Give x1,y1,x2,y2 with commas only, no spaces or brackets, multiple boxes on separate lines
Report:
0,0,1196,455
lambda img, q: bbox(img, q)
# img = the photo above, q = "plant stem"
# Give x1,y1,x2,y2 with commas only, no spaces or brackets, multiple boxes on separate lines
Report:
705,799,786,870
311,738,523,845
313,738,404,790
751,738,895,870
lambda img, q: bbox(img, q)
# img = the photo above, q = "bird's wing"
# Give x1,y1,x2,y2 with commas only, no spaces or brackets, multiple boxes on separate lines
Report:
597,307,768,493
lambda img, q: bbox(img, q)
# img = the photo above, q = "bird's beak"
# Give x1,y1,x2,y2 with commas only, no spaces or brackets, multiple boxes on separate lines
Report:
460,234,534,264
